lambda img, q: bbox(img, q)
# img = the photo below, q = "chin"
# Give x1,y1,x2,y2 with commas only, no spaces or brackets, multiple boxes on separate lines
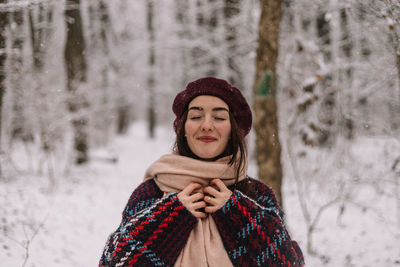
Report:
197,154,215,159
196,151,222,160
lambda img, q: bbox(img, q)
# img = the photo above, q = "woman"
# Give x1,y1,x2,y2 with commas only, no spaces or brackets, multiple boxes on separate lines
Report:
99,77,304,267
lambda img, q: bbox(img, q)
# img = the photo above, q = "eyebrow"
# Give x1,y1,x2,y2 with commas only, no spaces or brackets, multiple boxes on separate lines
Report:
188,106,229,112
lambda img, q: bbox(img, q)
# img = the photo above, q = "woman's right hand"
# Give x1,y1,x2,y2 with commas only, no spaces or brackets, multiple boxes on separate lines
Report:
177,183,207,219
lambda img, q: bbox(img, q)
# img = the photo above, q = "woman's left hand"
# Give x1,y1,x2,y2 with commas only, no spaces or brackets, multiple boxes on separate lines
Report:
203,179,232,213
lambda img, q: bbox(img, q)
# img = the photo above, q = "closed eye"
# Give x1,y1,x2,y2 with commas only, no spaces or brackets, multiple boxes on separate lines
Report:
215,117,226,121
189,116,201,120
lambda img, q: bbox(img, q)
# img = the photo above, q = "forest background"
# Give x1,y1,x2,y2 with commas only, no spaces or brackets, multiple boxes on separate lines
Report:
0,0,399,266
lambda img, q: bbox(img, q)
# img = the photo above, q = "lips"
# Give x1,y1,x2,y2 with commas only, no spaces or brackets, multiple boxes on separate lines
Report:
198,136,217,143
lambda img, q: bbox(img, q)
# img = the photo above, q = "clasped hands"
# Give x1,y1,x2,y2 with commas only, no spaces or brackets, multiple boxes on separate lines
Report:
177,179,232,219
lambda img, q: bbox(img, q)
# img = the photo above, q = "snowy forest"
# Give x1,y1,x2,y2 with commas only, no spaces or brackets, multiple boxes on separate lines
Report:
0,0,399,266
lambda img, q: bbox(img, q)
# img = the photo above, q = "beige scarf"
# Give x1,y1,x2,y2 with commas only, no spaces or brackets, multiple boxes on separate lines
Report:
144,154,247,267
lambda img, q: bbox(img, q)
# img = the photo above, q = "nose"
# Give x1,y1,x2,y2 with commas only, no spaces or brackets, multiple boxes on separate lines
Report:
201,116,214,132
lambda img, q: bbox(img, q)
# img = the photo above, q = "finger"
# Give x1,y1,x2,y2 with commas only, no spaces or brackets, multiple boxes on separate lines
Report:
211,179,228,191
205,206,218,213
193,211,207,219
192,201,206,210
188,192,204,202
182,183,202,195
204,186,221,198
204,195,217,205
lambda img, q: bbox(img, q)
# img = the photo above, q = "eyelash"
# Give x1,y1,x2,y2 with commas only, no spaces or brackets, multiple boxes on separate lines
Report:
189,116,226,121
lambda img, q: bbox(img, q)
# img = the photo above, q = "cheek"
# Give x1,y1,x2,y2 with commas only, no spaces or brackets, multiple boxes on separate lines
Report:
217,124,231,140
184,121,197,136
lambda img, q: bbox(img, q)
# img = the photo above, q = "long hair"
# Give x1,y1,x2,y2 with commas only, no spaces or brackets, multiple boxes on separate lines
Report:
173,108,247,184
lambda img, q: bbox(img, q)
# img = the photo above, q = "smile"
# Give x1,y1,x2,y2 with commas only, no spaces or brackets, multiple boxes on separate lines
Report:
198,136,217,143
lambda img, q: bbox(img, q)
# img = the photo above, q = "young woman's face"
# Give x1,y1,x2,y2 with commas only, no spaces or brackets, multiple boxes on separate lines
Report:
185,95,231,159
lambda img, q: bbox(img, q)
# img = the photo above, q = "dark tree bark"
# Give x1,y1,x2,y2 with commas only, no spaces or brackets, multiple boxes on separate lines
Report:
0,0,8,176
9,9,29,141
64,0,89,164
117,105,130,134
147,0,156,138
253,0,284,205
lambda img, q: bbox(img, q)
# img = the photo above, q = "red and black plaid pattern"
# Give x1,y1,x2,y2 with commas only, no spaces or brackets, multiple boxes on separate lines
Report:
99,178,304,266
100,180,197,266
213,178,304,267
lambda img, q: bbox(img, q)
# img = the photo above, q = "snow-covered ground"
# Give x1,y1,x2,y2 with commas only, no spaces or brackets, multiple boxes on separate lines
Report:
1,121,399,266
0,122,175,267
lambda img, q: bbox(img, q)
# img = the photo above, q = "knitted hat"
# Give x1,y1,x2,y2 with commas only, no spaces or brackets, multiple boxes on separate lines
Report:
173,77,252,136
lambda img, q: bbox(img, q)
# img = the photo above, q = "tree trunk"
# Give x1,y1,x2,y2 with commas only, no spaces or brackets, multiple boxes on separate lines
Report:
174,0,190,86
391,38,400,131
114,0,131,135
0,1,8,176
392,17,400,120
224,0,243,89
9,9,29,141
339,7,354,139
29,3,54,152
205,0,218,77
397,53,400,96
99,0,112,144
117,105,130,134
87,0,113,145
64,0,89,164
147,0,156,138
384,0,400,104
253,0,283,205
190,0,208,75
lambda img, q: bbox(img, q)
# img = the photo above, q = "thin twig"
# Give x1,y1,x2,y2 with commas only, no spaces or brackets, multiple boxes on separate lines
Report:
5,213,49,267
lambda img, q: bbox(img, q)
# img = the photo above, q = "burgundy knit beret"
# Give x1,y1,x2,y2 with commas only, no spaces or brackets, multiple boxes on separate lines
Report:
173,77,252,136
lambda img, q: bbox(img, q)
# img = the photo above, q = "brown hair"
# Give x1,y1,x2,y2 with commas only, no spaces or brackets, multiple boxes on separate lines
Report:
173,108,247,184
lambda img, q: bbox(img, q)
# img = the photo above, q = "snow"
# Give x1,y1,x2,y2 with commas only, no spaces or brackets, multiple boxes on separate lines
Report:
0,121,175,267
1,121,399,266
